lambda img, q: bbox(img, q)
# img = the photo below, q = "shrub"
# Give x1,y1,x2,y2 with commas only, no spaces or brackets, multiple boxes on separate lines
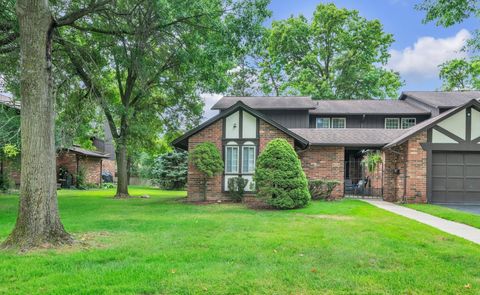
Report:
189,142,223,200
227,177,249,202
76,167,87,190
308,179,340,201
254,139,310,209
151,150,188,190
361,150,383,173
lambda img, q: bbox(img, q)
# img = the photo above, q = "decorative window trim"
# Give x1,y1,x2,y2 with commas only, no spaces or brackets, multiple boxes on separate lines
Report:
242,145,256,174
401,117,416,129
225,144,239,174
385,118,400,129
331,117,346,129
316,117,331,128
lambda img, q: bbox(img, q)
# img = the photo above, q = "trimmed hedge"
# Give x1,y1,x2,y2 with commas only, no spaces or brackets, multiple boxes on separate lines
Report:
189,142,223,200
254,139,310,209
308,179,340,201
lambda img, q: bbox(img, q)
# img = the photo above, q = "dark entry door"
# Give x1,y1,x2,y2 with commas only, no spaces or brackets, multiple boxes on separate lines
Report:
431,152,480,204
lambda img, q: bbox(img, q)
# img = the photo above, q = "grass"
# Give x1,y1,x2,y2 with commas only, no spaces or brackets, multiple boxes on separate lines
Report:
0,187,479,294
406,203,480,229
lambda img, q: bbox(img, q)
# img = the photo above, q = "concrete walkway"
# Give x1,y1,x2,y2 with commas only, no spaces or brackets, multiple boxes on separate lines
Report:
363,200,480,245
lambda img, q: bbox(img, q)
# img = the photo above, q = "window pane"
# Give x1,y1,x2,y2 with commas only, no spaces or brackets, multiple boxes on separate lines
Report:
332,118,346,128
401,118,416,129
226,146,238,173
385,118,399,129
242,146,255,173
316,118,330,128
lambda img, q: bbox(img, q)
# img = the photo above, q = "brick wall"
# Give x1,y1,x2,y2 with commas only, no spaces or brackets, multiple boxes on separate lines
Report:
102,159,116,176
299,146,345,198
56,151,104,186
258,120,294,152
382,131,427,203
79,157,102,185
187,119,297,201
187,120,225,201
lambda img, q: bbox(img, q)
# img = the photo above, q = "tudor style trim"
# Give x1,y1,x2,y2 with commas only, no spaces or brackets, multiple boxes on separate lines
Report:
172,101,309,150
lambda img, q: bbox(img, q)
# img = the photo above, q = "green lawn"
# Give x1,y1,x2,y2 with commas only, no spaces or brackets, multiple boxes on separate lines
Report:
406,203,480,229
1,187,480,294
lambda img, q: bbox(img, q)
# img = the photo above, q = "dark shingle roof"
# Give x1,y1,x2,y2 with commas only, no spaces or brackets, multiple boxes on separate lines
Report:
64,146,110,158
211,96,315,110
173,101,309,150
310,99,430,115
400,91,480,108
289,128,407,147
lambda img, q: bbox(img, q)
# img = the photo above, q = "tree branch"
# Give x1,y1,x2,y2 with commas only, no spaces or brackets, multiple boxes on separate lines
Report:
55,0,112,27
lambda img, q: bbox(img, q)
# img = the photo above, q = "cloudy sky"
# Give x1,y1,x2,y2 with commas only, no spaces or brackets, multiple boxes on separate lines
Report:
202,0,478,120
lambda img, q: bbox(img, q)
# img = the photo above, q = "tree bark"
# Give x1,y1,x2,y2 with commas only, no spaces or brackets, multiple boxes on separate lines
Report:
114,141,130,198
2,0,71,250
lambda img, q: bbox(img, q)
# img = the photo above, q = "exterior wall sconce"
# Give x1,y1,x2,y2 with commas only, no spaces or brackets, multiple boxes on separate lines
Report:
233,123,237,128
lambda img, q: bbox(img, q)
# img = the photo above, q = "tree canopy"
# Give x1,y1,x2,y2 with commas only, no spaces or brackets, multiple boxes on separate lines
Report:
258,3,402,99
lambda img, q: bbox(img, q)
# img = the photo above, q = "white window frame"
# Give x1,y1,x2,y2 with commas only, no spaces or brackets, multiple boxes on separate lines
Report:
242,145,256,174
331,117,346,129
385,118,400,129
316,117,331,128
401,118,416,129
225,143,239,174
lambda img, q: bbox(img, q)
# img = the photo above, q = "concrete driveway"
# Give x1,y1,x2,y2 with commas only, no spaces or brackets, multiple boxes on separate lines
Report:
442,205,480,215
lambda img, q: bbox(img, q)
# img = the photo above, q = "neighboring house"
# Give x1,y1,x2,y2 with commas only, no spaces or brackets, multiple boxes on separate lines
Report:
173,91,480,205
0,94,116,187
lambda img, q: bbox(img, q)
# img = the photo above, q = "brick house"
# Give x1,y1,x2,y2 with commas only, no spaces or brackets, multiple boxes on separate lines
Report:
173,91,480,205
0,94,116,188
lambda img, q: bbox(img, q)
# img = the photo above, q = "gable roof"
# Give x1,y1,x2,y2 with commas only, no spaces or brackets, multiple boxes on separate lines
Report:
385,99,480,148
60,146,110,158
290,128,407,147
310,99,430,115
211,96,316,110
172,101,309,150
400,91,480,108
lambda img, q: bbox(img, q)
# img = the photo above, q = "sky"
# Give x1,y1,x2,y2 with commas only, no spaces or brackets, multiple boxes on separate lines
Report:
202,0,479,119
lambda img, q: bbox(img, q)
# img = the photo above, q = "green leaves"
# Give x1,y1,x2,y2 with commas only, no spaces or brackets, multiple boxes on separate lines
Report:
439,58,480,90
189,142,223,179
254,139,310,209
260,3,402,99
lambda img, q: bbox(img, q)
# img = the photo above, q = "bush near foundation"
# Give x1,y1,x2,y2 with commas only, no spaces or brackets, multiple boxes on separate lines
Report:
254,139,310,209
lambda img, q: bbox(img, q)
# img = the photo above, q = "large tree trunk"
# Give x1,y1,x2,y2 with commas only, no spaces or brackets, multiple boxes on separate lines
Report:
2,0,71,250
114,141,130,198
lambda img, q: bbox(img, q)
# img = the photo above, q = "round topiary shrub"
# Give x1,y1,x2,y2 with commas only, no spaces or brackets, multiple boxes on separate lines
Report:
254,138,310,209
189,142,224,200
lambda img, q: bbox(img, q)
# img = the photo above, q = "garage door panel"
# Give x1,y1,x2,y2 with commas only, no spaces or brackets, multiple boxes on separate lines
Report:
447,153,463,164
432,178,446,190
465,153,480,162
465,179,480,190
431,151,480,204
446,178,464,190
447,166,464,177
432,165,446,177
465,166,480,177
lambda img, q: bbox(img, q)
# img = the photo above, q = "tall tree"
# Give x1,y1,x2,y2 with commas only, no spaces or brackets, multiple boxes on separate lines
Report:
259,3,402,99
58,0,270,198
0,0,112,249
417,0,479,90
439,58,480,90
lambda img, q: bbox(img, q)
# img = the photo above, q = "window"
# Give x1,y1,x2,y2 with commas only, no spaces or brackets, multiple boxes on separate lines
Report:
332,118,346,128
225,145,239,173
385,118,400,129
242,146,256,173
316,117,330,128
401,118,416,129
